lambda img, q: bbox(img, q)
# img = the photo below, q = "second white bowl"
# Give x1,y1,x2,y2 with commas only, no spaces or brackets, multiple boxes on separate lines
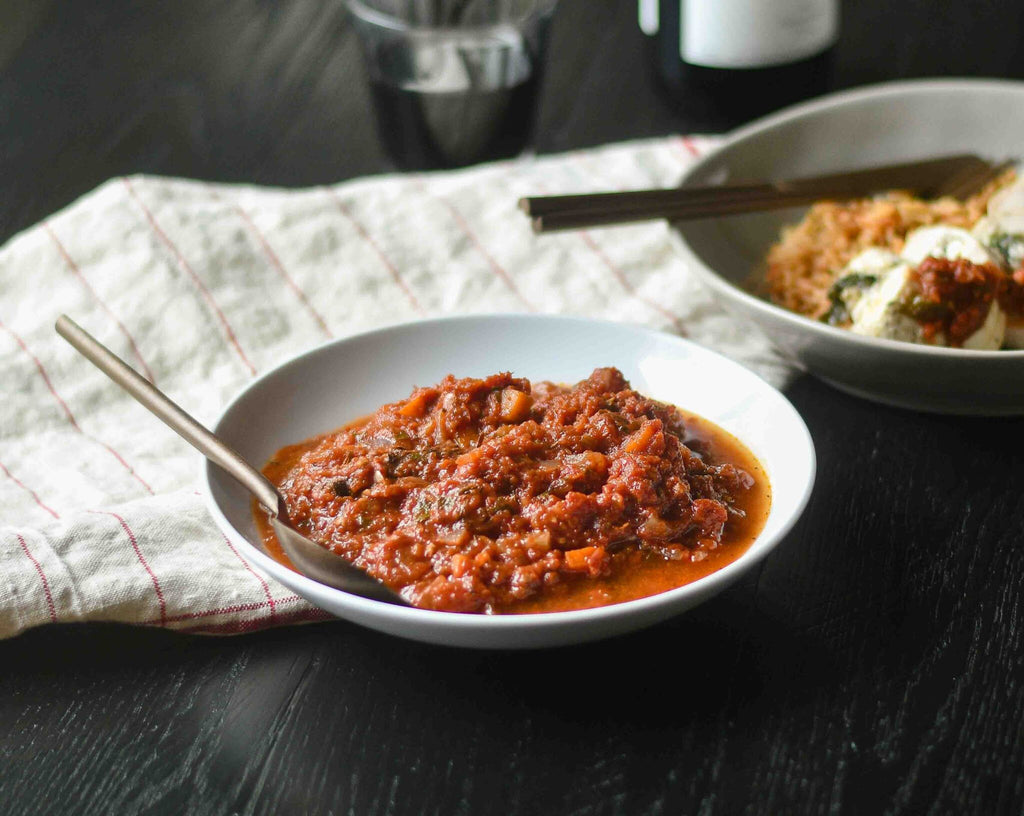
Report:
669,79,1024,415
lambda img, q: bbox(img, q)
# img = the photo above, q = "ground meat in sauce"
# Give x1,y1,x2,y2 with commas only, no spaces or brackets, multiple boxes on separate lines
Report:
271,368,754,613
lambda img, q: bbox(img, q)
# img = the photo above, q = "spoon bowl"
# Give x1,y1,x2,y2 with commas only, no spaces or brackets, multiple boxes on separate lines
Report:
268,517,407,603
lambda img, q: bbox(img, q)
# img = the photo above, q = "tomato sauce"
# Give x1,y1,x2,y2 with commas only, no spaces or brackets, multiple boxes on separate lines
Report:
907,256,1024,346
255,368,770,614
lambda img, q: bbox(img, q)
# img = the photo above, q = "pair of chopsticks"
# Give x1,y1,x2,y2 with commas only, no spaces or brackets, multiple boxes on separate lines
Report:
519,154,1011,233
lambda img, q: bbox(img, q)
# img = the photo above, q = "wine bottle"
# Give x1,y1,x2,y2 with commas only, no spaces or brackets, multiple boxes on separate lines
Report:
647,0,840,130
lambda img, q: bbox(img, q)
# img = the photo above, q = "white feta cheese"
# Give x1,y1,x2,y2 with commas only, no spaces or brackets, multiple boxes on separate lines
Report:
829,248,903,319
901,226,997,267
977,174,1024,348
959,300,1007,350
845,247,903,275
974,174,1024,268
987,174,1024,219
973,214,1024,270
844,261,924,343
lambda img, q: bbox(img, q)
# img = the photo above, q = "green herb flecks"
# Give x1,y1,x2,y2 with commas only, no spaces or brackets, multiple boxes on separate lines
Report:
897,295,949,323
822,273,879,326
413,496,433,523
989,231,1024,268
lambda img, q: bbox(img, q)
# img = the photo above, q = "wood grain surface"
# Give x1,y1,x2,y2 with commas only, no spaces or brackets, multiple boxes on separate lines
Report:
2,2,1024,814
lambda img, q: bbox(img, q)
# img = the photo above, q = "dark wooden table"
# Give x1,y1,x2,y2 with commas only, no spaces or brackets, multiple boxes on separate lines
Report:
3,2,1024,814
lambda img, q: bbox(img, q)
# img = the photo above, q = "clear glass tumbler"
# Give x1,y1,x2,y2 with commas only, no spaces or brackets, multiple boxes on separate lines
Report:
346,0,557,170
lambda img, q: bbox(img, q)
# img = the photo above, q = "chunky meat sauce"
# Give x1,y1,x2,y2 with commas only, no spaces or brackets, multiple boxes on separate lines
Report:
257,368,769,613
908,257,1024,346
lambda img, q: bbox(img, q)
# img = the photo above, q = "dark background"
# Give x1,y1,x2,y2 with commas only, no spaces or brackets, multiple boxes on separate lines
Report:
4,0,1024,245
2,2,1024,814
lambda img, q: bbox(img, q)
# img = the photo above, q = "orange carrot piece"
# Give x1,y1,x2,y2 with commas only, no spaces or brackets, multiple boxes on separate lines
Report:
451,553,471,578
564,546,597,571
399,390,433,417
623,421,657,453
499,388,533,423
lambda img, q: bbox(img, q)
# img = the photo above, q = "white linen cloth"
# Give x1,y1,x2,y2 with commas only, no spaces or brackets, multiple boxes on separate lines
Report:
0,136,793,639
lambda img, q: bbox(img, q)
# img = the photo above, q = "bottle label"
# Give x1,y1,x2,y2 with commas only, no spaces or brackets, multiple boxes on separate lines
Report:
680,0,839,69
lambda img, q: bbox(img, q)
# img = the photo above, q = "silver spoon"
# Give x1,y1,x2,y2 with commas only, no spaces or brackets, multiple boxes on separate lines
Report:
55,315,410,607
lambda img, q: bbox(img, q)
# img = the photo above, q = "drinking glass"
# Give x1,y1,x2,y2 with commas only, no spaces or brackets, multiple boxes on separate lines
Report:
346,0,557,169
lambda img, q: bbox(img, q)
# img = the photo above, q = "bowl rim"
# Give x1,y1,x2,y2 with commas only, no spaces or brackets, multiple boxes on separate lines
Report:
200,313,816,633
671,76,1024,360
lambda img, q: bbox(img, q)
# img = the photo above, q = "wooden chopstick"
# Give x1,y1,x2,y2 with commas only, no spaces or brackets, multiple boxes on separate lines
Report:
530,190,830,232
521,154,995,233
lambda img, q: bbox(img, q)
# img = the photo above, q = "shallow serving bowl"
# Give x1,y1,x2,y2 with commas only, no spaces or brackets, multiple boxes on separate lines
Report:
667,78,1024,415
201,315,815,649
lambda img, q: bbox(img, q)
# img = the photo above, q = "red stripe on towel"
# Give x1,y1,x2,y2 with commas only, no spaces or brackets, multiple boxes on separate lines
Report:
0,460,60,519
529,178,688,337
16,534,58,622
577,230,689,336
678,135,701,158
412,179,535,310
327,190,426,314
222,534,277,622
143,594,305,626
217,194,334,338
0,320,154,494
148,599,270,625
44,221,158,384
122,177,257,376
90,509,167,626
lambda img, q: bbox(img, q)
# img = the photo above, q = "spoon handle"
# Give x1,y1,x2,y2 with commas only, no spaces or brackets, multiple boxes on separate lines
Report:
55,315,284,517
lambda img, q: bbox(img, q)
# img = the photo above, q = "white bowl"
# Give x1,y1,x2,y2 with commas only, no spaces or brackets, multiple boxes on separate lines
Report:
668,78,1024,415
201,315,815,648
